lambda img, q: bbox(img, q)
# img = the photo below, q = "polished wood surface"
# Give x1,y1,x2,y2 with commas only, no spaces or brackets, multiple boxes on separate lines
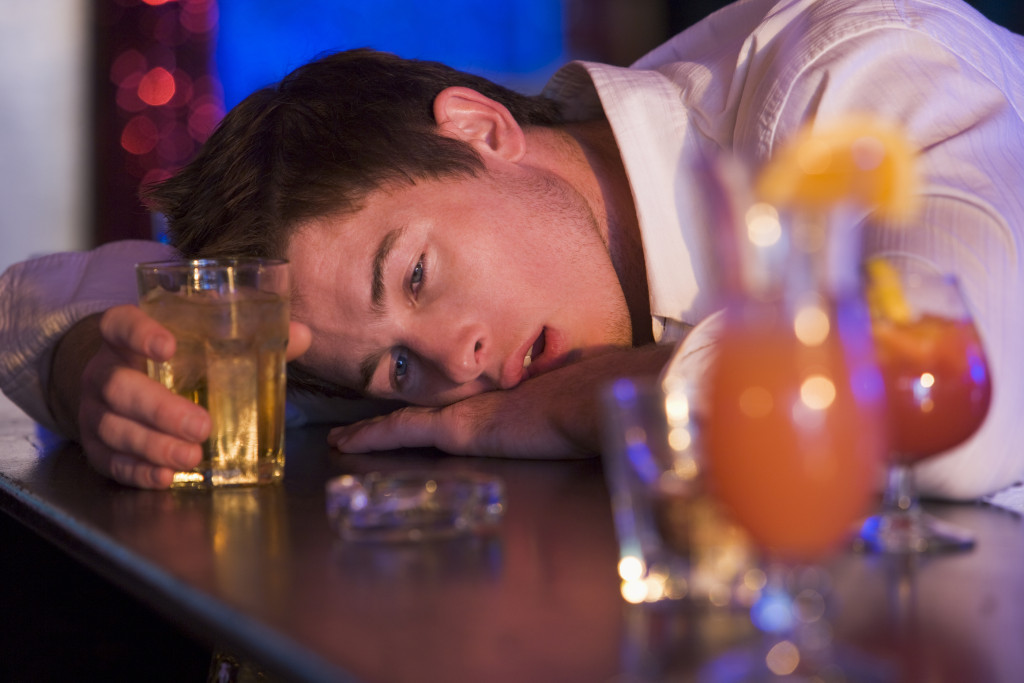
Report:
0,394,1021,682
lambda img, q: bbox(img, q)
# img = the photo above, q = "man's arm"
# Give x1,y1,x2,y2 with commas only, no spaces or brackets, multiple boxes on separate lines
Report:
329,343,674,457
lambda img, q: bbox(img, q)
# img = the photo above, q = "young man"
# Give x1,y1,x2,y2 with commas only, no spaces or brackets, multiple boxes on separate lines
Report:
2,0,1023,497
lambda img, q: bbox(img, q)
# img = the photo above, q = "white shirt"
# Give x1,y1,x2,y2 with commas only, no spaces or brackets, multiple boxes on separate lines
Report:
2,0,1022,498
544,0,1024,499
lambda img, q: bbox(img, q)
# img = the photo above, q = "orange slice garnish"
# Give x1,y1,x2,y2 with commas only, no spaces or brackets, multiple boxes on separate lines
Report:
755,115,919,221
865,257,912,323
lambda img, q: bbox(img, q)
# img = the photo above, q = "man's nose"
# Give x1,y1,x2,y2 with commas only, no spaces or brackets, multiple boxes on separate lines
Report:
424,322,488,386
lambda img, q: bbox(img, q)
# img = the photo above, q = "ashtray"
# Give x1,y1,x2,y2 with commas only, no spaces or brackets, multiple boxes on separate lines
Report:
325,470,506,542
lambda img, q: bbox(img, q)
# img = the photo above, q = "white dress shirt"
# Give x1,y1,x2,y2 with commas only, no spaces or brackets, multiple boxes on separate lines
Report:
544,0,1024,499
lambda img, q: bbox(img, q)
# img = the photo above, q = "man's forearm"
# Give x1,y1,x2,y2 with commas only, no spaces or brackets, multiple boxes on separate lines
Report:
328,343,677,459
544,343,675,454
465,342,676,457
47,313,104,442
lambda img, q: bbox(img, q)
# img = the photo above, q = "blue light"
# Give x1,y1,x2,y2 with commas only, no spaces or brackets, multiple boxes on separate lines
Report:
750,586,795,634
216,0,567,108
968,354,989,385
612,377,638,403
626,441,660,485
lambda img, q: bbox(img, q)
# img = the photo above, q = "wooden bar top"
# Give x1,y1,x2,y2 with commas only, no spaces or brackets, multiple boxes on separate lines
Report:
1,394,1021,682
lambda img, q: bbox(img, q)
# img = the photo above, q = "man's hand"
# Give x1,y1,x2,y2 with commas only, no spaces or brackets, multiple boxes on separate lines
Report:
328,344,674,458
49,305,311,488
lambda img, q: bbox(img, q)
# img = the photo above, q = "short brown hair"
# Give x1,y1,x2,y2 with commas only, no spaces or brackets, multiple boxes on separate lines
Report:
144,49,565,259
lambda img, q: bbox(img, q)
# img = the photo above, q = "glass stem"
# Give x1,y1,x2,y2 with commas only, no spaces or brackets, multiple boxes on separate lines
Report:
883,462,919,515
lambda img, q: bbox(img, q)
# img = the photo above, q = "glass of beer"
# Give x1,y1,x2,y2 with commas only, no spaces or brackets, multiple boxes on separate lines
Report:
136,258,290,489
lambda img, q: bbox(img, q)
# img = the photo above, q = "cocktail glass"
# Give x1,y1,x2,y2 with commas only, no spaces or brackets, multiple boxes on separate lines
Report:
858,259,992,553
701,279,889,680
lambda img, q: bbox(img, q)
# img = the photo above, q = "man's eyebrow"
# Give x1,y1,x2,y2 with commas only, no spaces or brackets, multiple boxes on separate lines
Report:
359,348,386,394
371,226,406,313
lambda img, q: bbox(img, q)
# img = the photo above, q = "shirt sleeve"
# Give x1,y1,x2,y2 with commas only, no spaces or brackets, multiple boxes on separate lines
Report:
0,240,178,431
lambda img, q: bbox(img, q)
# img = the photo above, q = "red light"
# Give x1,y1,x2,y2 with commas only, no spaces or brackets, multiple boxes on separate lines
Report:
121,116,159,155
110,49,146,86
138,67,176,106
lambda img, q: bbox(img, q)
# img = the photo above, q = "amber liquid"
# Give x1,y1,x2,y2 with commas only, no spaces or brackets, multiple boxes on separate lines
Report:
141,289,289,488
704,317,885,562
873,314,991,463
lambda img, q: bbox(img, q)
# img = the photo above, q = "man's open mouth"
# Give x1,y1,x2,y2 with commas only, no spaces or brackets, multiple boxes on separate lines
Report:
523,328,547,369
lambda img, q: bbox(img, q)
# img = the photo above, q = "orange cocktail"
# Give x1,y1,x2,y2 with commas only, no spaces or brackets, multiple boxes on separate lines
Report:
873,314,991,462
704,313,886,563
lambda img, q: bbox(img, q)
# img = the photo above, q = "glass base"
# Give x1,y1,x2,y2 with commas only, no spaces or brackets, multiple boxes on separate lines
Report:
856,509,975,554
697,638,894,682
695,568,895,682
170,452,285,490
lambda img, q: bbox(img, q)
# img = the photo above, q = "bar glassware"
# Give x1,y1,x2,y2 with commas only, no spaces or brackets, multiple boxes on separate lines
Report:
136,258,290,488
600,376,757,607
858,259,992,552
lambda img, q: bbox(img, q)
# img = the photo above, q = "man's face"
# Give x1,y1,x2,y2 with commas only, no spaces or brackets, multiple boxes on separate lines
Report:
287,164,633,407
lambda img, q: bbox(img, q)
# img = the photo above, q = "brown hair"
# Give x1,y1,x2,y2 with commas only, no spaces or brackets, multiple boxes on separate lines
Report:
144,48,565,259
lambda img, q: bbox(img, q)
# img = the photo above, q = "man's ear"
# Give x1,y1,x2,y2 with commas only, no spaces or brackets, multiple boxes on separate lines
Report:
433,86,526,162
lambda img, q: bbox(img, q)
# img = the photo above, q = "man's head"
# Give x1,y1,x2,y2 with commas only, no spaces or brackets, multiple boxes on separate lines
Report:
146,49,636,405
145,48,566,259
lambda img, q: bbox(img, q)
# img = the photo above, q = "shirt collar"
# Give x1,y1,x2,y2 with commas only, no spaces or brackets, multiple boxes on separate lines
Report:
543,61,721,332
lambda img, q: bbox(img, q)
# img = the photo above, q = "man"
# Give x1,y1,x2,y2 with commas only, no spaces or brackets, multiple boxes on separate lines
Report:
2,0,1023,497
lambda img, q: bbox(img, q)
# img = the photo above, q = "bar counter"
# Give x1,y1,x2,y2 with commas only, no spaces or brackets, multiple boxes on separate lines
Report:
1,394,1021,682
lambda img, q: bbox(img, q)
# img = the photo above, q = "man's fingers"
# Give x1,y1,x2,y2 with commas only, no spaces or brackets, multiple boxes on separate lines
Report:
327,385,582,459
287,320,312,361
99,304,176,361
328,407,441,453
96,364,210,441
81,398,203,470
74,304,212,489
82,342,211,443
81,436,177,489
108,455,176,490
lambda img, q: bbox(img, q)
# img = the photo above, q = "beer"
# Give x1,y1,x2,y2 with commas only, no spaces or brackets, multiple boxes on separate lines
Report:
141,284,289,488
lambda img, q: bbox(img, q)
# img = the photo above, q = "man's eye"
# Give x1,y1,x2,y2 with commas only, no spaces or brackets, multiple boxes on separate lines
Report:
393,350,410,386
410,256,425,293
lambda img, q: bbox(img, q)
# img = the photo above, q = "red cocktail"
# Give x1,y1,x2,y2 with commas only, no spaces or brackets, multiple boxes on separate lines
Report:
874,314,991,461
859,263,992,553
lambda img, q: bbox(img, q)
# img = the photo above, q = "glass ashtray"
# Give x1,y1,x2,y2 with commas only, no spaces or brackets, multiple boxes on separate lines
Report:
325,470,506,542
